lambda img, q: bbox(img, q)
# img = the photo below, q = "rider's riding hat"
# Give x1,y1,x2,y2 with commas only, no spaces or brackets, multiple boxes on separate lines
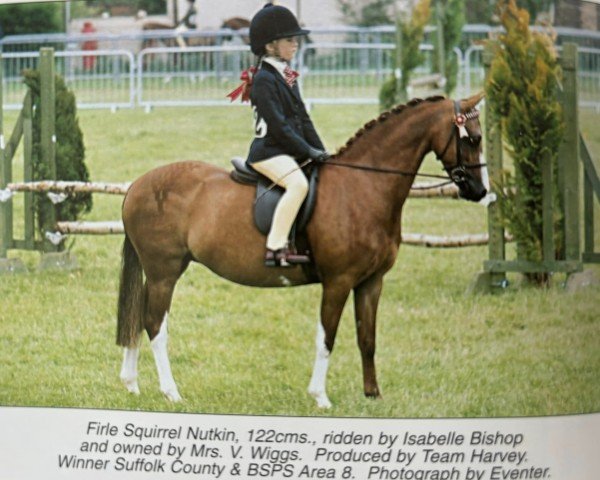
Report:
250,3,309,56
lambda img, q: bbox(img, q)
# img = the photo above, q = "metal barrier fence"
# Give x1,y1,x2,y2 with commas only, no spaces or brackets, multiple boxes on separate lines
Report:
3,25,598,55
577,47,600,110
463,44,600,110
137,45,253,108
1,27,599,110
2,50,135,109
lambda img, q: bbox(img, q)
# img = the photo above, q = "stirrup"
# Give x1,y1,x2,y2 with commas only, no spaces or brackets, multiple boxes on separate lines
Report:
265,248,310,268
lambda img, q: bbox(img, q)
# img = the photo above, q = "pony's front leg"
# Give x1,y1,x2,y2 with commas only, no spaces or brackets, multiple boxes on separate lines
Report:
308,283,351,408
353,274,384,398
120,339,141,395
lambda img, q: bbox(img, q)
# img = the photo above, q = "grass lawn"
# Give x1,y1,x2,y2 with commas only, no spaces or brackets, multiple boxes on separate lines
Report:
0,104,598,418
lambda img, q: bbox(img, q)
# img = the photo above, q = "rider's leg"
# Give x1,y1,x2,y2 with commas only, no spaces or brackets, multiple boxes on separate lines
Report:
252,155,309,264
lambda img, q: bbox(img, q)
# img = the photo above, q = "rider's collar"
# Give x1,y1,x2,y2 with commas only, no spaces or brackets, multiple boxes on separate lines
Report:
262,56,290,81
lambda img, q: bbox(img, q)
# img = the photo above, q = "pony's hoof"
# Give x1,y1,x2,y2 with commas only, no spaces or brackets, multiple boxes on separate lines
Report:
309,390,332,409
163,389,182,402
121,378,140,395
365,391,382,400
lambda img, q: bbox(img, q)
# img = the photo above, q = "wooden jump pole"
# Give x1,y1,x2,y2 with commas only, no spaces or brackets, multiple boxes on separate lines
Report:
54,219,512,249
5,180,460,199
7,180,131,195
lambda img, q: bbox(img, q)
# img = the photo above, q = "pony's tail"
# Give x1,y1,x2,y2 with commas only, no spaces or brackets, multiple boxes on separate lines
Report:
116,234,146,347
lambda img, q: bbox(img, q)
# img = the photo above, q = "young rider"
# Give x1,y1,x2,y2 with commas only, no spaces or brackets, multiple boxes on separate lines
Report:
243,3,329,267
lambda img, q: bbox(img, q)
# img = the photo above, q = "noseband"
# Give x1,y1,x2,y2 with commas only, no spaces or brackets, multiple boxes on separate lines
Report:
436,100,485,186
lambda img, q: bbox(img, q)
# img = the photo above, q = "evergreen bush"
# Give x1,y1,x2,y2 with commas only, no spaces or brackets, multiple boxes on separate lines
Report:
22,70,92,240
485,0,564,285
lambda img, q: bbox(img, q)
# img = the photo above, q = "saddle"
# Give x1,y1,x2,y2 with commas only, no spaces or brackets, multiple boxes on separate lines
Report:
229,157,319,252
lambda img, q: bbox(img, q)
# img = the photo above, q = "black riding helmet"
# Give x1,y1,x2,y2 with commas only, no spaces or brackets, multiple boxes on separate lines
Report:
250,3,309,56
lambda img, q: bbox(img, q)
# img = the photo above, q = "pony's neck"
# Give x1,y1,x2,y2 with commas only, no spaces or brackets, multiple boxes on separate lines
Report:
328,99,448,238
334,98,445,174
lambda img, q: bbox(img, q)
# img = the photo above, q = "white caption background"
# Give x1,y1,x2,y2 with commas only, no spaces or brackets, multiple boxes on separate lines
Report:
0,407,598,480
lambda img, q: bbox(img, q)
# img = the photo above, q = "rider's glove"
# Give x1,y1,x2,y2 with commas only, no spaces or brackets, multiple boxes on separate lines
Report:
308,148,330,163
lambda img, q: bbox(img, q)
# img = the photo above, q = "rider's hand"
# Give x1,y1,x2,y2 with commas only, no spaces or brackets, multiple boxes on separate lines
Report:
308,148,330,162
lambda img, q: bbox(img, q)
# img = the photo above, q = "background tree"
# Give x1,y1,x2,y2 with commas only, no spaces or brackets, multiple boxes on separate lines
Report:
433,0,465,95
337,0,395,26
464,0,496,24
0,3,62,36
379,0,431,109
519,0,556,22
485,0,564,285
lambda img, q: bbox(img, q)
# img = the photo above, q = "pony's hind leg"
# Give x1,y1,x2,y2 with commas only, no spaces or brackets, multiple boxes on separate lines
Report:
353,273,384,398
146,276,182,402
120,340,141,394
150,311,181,402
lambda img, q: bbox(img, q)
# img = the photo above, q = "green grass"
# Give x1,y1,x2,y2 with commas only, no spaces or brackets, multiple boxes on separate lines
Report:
0,104,599,418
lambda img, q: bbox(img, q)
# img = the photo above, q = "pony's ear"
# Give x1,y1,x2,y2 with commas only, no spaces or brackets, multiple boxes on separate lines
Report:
463,91,485,111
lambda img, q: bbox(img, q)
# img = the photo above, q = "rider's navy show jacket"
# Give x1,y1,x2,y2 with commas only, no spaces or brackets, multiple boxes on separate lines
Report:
246,61,324,165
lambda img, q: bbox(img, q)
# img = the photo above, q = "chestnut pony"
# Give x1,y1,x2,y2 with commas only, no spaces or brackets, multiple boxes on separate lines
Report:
117,94,487,408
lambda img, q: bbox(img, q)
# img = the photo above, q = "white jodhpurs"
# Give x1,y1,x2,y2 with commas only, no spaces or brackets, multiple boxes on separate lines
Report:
252,155,309,251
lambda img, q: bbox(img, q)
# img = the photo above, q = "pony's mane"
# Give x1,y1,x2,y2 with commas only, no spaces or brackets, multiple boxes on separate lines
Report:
334,95,446,158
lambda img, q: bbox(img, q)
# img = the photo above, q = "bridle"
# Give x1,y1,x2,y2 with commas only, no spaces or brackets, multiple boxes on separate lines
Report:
314,99,486,185
435,100,486,186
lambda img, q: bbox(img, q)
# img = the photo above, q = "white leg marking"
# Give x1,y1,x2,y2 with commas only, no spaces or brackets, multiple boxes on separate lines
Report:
120,341,141,395
151,313,182,402
308,321,332,409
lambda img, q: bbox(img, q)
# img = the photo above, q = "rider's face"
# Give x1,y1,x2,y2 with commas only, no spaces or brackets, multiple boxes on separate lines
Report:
267,37,299,62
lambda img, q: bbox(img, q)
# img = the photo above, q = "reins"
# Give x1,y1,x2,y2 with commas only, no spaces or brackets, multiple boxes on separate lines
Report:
256,157,452,204
313,100,486,184
312,157,451,181
255,99,487,202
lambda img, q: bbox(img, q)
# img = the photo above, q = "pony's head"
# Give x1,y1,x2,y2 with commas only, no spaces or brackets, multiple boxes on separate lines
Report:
435,93,487,202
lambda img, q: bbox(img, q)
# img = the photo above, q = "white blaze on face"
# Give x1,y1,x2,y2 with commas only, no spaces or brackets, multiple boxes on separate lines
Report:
478,154,497,206
480,154,490,190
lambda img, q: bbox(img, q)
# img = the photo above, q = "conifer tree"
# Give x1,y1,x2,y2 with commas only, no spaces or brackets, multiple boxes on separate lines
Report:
22,70,92,239
485,0,563,285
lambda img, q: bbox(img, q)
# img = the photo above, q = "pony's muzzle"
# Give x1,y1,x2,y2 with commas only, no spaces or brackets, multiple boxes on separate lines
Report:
455,169,487,202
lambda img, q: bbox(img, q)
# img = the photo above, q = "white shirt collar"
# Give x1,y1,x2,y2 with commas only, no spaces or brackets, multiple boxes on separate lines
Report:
262,56,289,80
